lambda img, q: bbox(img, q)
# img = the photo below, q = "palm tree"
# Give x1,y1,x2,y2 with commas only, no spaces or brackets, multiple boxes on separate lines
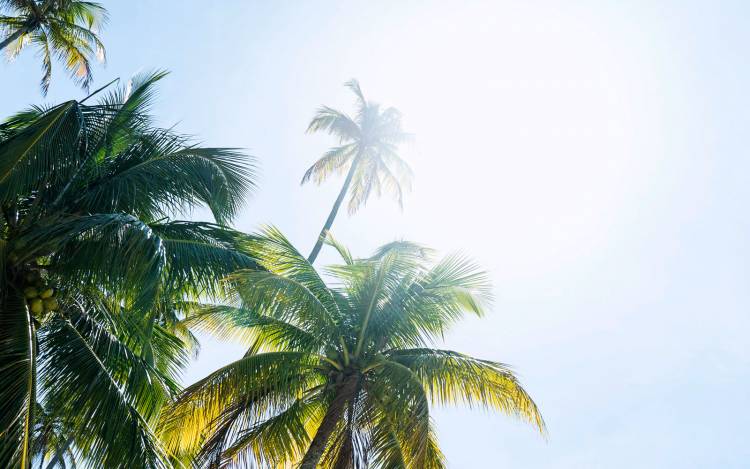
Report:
302,80,413,264
0,0,108,94
0,70,257,468
163,228,545,468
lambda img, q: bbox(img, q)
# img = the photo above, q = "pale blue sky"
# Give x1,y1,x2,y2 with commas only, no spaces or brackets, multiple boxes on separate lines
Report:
2,1,749,467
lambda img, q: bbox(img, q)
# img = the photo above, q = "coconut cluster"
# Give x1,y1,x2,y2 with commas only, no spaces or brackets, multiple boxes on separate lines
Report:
22,271,58,316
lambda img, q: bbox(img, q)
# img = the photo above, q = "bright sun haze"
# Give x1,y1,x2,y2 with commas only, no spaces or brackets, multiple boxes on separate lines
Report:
2,1,748,467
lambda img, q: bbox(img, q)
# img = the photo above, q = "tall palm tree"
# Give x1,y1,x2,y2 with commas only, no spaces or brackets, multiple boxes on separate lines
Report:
302,80,413,264
162,228,545,468
0,0,107,94
0,70,257,468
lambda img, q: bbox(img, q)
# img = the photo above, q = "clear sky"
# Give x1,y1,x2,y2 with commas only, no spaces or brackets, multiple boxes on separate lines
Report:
3,1,749,467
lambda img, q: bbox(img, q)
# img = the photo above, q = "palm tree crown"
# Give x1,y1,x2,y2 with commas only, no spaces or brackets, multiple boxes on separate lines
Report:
0,70,257,468
0,0,108,94
163,228,545,468
303,79,413,263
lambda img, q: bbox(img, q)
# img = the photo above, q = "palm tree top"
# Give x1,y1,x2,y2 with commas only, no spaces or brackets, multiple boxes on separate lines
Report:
0,0,108,94
163,228,545,467
302,79,414,215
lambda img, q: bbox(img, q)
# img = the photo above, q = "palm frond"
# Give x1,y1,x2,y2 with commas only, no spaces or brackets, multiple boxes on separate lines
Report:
21,213,166,307
324,231,354,265
161,352,322,457
300,143,357,186
370,252,493,348
31,28,53,94
69,130,256,224
205,395,325,468
47,21,95,90
0,100,84,204
40,309,172,468
180,302,322,353
148,221,256,298
387,348,546,433
245,226,342,318
0,288,36,468
306,106,360,143
366,360,441,468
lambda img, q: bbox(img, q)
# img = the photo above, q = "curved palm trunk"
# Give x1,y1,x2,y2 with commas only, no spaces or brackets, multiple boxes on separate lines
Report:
307,155,361,264
0,26,30,52
299,376,358,469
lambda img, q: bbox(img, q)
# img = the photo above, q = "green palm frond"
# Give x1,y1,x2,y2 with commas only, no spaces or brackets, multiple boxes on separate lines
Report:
161,352,322,458
245,226,343,317
365,252,493,350
148,221,256,298
96,69,166,142
369,360,431,458
324,231,354,265
205,395,325,468
0,289,36,468
230,270,342,344
40,310,172,468
0,100,85,204
66,124,256,224
387,348,546,432
21,213,166,307
180,302,322,353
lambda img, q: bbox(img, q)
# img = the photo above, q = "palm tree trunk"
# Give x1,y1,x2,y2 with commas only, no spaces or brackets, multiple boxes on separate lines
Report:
299,375,358,469
0,26,29,52
307,155,361,264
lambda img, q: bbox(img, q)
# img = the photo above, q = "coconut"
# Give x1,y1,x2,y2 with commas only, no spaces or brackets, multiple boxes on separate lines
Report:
23,287,39,299
30,298,44,314
40,288,54,299
43,298,59,311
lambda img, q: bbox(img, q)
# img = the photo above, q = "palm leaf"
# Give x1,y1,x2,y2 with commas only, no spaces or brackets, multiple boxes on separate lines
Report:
0,288,36,468
387,348,546,433
0,101,84,204
40,307,172,468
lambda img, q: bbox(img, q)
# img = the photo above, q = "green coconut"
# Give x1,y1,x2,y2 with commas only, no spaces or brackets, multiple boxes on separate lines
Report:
29,298,44,315
43,298,59,311
40,288,54,299
23,287,39,299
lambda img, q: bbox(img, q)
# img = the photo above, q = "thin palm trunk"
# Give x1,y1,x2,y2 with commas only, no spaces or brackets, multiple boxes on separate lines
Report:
299,375,359,469
307,154,361,264
0,25,29,52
